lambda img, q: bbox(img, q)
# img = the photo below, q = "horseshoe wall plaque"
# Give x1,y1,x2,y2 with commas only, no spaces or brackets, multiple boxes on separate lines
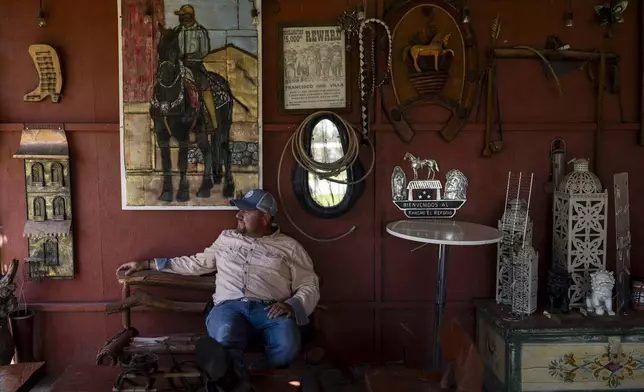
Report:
382,0,479,143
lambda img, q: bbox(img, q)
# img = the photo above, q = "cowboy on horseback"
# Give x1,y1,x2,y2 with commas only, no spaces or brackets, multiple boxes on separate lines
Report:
173,4,224,129
175,5,209,75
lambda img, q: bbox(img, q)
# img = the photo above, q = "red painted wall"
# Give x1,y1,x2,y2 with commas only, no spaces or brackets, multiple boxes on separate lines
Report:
0,0,642,373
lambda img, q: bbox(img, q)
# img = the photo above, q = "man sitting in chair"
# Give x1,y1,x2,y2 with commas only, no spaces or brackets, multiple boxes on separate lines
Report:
116,189,320,392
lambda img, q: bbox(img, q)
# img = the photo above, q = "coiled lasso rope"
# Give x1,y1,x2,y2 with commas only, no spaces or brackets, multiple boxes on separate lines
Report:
277,111,375,242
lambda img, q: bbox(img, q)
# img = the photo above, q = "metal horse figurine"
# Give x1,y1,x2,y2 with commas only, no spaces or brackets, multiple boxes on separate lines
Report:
150,24,238,202
404,152,439,180
403,32,454,73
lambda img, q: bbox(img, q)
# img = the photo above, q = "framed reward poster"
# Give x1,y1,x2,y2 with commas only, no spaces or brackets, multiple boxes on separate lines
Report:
278,23,350,114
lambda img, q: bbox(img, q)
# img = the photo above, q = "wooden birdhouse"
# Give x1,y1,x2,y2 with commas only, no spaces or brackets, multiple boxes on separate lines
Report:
13,125,74,281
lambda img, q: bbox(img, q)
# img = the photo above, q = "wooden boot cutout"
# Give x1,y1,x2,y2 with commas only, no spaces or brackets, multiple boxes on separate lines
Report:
23,44,63,103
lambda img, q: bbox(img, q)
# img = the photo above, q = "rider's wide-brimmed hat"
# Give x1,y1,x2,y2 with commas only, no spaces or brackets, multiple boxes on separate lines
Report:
174,4,195,15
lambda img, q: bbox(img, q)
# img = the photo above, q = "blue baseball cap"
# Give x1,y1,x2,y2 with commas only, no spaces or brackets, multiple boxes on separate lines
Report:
229,189,278,216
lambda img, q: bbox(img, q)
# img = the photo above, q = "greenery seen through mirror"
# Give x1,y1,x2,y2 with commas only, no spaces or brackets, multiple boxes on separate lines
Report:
307,119,348,208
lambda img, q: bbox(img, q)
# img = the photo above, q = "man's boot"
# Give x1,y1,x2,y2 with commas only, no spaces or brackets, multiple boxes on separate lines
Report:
196,336,257,392
196,336,231,383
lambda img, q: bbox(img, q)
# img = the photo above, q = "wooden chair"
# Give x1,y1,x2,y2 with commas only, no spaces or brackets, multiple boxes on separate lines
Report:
96,270,325,390
365,318,484,392
96,270,215,366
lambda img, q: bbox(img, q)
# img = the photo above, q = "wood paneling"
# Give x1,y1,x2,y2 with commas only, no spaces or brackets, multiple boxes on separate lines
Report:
0,0,642,372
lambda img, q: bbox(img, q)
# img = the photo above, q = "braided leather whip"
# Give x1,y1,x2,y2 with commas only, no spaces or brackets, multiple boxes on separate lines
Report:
358,18,392,137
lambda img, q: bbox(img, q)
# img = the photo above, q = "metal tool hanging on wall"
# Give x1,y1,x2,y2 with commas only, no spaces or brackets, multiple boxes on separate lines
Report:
544,138,566,276
477,14,503,157
551,138,567,192
338,2,393,139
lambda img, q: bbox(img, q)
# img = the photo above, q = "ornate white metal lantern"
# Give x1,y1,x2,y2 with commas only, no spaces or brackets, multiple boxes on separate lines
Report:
553,158,608,308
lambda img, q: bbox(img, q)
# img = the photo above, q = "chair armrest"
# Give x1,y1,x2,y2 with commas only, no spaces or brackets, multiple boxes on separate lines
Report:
117,270,216,291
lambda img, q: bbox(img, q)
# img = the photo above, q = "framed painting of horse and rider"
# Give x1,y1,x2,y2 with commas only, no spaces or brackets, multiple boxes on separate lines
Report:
118,0,262,209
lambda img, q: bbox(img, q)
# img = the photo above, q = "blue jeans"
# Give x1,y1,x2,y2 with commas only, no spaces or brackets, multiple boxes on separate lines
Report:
205,299,301,379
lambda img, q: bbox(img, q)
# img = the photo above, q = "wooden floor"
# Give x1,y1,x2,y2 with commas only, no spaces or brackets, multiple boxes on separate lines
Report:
0,361,45,392
44,364,367,392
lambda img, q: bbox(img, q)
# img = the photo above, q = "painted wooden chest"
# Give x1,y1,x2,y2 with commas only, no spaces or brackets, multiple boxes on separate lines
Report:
475,300,644,391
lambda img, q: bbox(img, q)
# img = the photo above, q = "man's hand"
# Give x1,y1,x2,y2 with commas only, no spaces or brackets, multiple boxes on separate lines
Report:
116,260,151,277
265,302,293,319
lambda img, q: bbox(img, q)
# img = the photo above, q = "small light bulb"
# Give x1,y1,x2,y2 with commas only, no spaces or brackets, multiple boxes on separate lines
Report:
357,1,365,21
565,11,573,27
462,7,470,24
37,9,46,27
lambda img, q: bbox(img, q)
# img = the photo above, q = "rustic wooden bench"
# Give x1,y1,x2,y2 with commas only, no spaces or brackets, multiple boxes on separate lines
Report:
96,270,215,365
96,270,324,391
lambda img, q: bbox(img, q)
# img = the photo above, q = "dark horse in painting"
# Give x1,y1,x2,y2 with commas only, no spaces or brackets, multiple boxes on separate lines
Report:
150,23,237,202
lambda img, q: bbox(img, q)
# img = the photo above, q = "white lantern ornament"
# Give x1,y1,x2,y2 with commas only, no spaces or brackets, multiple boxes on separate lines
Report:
553,158,608,308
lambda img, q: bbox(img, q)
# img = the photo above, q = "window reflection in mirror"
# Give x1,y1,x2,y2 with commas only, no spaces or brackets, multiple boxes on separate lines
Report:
307,119,348,208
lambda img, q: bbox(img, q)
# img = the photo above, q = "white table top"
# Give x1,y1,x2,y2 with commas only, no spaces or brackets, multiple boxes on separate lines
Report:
386,219,503,246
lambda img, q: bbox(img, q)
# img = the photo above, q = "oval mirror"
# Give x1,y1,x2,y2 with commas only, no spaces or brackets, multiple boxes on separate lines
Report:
292,115,364,219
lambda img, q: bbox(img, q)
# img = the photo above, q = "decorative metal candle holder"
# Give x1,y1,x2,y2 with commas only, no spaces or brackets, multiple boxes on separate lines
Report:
553,158,607,308
391,153,467,219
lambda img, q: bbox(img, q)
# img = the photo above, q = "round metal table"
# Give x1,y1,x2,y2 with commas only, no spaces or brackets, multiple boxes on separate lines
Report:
386,219,502,368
